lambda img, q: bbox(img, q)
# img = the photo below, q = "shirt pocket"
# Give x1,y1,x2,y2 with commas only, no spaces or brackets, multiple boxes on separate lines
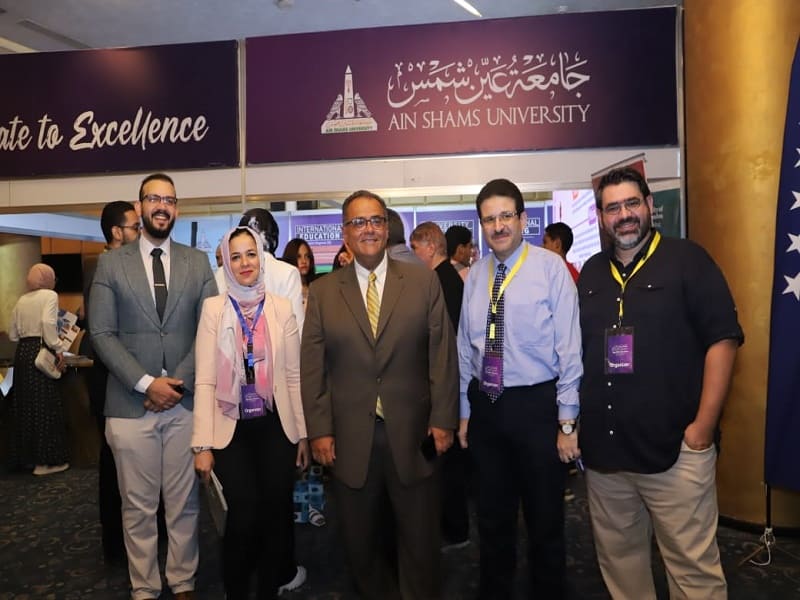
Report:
508,298,553,348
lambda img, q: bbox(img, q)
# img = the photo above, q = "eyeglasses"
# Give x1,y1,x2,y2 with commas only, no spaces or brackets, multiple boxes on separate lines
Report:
602,197,643,215
119,223,141,232
344,215,388,230
480,210,521,226
142,193,178,206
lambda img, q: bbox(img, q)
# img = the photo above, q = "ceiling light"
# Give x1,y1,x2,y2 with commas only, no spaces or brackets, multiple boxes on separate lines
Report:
453,0,482,18
0,36,35,53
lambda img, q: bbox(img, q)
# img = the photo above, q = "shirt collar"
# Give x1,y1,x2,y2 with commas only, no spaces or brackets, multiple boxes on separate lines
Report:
354,251,388,281
140,235,171,258
608,229,657,271
494,240,527,269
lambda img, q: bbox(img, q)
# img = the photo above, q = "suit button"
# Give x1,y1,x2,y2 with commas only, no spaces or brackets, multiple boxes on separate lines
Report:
160,332,166,337
376,377,381,384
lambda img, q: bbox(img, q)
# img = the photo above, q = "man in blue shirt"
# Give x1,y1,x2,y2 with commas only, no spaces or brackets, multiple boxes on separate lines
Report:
457,178,582,598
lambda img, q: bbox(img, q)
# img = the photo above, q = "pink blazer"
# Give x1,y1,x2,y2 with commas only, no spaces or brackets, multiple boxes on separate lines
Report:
192,292,306,449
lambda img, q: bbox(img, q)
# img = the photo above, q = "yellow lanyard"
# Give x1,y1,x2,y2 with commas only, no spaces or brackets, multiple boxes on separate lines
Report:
487,243,529,340
609,231,661,324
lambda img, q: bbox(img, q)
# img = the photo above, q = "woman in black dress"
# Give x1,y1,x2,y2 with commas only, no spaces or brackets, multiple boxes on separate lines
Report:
9,263,69,475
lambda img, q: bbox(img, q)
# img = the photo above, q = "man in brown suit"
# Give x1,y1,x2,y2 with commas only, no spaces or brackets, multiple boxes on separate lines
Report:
301,190,458,599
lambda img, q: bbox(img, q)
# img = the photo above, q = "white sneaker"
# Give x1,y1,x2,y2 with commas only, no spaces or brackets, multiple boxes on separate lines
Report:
33,463,70,476
278,565,307,595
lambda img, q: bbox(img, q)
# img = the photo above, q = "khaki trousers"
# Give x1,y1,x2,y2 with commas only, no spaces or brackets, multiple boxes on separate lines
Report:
586,442,727,600
106,404,199,600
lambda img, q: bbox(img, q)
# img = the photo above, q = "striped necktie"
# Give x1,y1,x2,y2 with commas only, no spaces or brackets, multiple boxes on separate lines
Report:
366,272,384,419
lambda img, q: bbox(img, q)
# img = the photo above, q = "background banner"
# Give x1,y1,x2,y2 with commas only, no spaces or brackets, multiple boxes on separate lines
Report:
246,8,677,164
0,41,239,178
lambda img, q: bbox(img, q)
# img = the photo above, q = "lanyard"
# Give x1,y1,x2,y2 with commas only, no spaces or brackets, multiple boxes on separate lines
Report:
486,243,529,340
229,296,264,372
608,231,661,324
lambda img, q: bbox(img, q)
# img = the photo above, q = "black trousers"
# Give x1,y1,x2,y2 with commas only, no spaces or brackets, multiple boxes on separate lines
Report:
213,408,297,600
334,421,442,600
94,415,125,560
467,378,566,599
86,358,124,561
440,439,470,544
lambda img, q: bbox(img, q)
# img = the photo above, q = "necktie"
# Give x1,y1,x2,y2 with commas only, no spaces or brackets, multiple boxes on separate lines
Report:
366,272,384,419
484,263,507,401
151,248,168,322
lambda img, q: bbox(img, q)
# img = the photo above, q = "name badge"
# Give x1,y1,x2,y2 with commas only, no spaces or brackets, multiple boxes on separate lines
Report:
240,383,266,419
605,326,634,374
479,351,503,396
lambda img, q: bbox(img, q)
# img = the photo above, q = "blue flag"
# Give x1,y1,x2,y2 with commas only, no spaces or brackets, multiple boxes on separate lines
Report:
765,38,800,491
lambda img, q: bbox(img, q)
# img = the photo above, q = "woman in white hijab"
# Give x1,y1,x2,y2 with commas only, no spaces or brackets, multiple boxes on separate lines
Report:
192,226,308,599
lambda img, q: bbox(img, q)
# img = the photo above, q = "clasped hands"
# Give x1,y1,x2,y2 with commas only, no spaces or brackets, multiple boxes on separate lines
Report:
144,376,184,412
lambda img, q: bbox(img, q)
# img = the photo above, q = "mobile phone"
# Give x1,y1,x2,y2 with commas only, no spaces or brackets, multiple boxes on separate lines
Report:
171,384,185,394
420,434,438,462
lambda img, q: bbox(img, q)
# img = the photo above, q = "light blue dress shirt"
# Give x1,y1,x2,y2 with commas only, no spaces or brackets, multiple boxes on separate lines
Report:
457,241,582,420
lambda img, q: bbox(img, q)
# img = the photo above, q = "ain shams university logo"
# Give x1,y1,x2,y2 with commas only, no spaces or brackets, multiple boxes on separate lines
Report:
321,66,378,135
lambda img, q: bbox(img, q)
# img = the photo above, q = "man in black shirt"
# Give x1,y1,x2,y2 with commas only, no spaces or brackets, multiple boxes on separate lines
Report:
410,221,469,549
578,167,743,600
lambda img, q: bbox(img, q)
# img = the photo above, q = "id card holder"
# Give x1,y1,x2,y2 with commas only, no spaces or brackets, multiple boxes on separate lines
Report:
605,326,634,374
240,383,266,419
479,351,503,396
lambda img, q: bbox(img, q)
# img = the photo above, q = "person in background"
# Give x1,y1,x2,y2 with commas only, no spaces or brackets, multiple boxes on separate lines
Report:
386,208,424,265
82,200,141,565
302,190,458,598
90,172,217,600
579,167,743,600
332,243,353,271
445,225,474,282
409,221,471,552
215,207,307,593
8,263,70,475
193,226,308,599
458,178,582,598
214,243,223,269
282,238,317,308
542,221,581,503
543,222,580,283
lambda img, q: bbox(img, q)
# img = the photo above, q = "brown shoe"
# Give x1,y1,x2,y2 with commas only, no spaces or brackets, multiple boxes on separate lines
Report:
173,592,195,600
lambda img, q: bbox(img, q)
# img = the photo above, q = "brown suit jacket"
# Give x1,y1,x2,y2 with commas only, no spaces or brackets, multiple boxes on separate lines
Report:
301,256,458,488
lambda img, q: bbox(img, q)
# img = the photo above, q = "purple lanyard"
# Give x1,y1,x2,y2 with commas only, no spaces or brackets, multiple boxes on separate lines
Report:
228,296,264,370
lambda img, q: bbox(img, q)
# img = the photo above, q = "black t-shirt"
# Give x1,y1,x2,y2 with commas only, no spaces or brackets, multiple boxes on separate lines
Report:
577,233,744,473
435,259,464,332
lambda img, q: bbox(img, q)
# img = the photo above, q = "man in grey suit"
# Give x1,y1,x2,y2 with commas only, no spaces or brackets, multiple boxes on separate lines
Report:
302,190,458,599
89,173,217,600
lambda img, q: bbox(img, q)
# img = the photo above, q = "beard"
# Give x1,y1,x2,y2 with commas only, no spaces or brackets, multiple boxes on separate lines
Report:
142,210,175,240
610,214,651,251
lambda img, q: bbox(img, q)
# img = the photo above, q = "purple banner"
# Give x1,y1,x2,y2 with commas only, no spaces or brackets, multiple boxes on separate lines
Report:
0,42,239,178
289,213,344,266
246,8,677,164
416,208,480,259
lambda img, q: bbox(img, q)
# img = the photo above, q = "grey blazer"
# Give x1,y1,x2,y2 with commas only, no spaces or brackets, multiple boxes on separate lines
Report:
89,239,217,418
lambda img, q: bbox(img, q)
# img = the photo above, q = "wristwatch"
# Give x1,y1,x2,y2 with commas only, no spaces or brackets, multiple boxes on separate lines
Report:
192,446,212,454
559,421,577,435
